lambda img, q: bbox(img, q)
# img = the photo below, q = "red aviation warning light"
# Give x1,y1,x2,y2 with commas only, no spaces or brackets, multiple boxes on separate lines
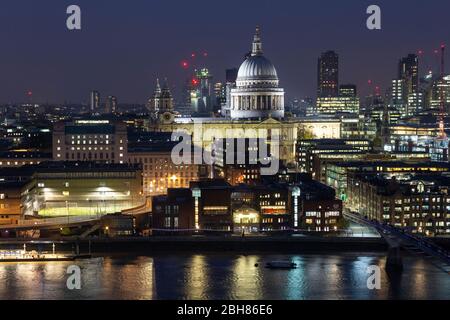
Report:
375,86,381,95
27,90,33,97
191,78,199,86
181,61,189,69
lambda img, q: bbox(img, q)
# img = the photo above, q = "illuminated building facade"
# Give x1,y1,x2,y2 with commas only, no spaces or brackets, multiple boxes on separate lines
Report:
390,54,421,117
149,117,341,167
390,79,408,117
21,162,143,217
197,68,213,113
152,178,342,233
296,139,372,176
0,181,24,225
316,96,360,114
384,114,450,160
127,143,206,196
316,85,359,115
325,160,450,201
52,119,128,164
347,173,450,235
427,75,450,112
0,151,52,167
339,114,377,140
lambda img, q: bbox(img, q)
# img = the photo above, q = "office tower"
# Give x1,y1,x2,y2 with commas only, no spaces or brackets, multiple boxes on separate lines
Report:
220,68,239,117
214,82,226,111
178,77,194,116
400,54,422,115
390,79,407,116
398,54,419,95
198,68,213,113
317,51,339,98
90,90,100,112
226,68,238,83
428,75,450,112
105,95,117,114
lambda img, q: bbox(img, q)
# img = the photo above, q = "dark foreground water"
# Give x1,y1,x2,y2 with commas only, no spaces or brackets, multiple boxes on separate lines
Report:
0,253,448,300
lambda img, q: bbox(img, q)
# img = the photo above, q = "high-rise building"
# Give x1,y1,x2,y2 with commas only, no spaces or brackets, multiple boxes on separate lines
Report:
214,82,226,111
398,54,419,95
178,78,194,116
317,51,339,98
220,68,239,117
105,95,117,114
427,75,450,112
392,54,421,117
226,68,238,83
90,90,100,112
192,68,213,115
390,79,406,114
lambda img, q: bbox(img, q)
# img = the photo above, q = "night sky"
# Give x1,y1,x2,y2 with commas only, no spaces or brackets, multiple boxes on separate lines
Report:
0,0,449,105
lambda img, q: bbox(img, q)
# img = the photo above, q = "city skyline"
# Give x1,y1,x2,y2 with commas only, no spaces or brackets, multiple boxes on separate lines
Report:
0,0,449,304
1,0,450,104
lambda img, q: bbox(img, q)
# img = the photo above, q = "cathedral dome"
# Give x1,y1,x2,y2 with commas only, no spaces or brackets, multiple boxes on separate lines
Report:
229,26,285,120
237,55,278,81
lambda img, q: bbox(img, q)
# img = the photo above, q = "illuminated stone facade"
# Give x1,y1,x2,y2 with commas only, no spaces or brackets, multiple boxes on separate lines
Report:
148,117,341,167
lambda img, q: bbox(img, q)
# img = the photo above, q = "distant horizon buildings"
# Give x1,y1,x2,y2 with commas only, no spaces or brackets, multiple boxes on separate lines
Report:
90,90,100,112
105,95,118,114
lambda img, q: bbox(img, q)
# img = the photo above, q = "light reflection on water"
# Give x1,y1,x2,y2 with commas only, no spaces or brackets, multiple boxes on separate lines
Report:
0,253,448,300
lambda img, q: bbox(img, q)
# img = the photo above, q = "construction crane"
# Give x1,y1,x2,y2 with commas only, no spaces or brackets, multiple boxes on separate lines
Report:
438,44,446,138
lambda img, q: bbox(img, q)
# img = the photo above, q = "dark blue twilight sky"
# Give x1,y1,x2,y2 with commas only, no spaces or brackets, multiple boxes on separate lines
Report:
0,0,449,104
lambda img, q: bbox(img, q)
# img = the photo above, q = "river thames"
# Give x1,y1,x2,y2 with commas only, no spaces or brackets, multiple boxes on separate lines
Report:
0,252,448,300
